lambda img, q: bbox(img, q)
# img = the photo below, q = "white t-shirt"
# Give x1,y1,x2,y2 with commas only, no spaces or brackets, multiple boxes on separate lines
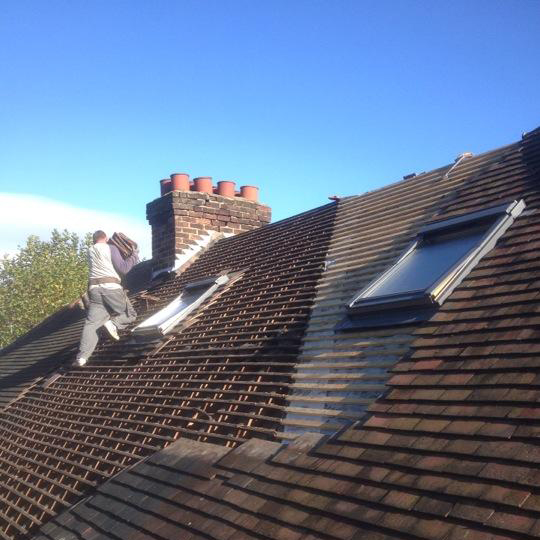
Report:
88,243,122,290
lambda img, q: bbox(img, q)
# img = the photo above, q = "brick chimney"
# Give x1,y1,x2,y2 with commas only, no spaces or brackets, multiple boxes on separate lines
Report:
147,173,271,274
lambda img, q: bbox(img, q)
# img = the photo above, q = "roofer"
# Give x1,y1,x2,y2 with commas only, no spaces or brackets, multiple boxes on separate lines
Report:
75,230,139,367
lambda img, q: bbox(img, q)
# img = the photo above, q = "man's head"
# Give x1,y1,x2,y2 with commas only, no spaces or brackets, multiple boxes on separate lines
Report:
92,230,107,244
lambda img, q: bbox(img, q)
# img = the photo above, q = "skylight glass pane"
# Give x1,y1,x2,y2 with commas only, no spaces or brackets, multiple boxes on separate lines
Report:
364,229,485,298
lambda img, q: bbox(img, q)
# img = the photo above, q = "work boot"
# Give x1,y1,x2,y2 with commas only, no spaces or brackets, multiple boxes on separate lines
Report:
104,320,120,340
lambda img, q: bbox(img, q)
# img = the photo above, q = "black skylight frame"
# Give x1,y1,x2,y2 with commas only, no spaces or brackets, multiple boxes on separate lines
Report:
337,199,526,331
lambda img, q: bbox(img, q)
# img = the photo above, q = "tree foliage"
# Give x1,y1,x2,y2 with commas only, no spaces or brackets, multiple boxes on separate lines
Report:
0,229,91,349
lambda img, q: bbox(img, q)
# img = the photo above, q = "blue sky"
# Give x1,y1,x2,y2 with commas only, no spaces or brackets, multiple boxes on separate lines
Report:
1,0,539,258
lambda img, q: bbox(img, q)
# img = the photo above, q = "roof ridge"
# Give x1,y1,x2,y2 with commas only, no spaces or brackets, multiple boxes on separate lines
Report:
342,138,519,204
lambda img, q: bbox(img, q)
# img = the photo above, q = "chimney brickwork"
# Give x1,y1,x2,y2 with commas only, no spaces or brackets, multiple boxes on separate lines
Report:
147,176,271,273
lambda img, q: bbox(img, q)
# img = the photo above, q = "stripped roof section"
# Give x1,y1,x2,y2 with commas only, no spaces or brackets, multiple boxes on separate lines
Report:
0,202,337,540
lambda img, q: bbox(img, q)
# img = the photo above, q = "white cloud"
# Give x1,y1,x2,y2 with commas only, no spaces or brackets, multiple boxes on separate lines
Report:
0,193,151,260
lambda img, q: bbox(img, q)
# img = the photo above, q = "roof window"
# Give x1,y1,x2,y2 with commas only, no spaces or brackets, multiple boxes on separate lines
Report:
133,275,229,337
338,200,525,330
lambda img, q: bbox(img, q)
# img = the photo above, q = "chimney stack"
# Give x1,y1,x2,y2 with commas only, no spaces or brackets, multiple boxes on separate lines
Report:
147,173,271,274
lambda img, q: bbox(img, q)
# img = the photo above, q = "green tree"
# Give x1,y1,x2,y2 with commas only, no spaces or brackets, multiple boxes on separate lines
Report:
0,229,92,349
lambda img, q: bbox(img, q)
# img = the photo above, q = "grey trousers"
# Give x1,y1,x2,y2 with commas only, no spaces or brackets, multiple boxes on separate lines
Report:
77,287,137,360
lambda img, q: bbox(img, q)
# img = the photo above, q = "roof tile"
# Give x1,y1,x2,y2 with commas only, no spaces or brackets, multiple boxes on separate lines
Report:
16,129,540,540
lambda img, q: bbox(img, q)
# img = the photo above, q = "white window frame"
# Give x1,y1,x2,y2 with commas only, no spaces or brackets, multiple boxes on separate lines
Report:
132,275,229,337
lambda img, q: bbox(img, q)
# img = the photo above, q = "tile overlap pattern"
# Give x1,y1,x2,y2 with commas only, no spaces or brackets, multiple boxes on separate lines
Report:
34,128,540,540
0,202,337,539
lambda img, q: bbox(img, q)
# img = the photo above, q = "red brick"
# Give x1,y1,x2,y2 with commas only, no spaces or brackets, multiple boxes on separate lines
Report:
147,190,271,269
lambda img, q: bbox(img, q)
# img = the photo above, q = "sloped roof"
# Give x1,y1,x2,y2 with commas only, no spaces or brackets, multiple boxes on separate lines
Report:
2,126,540,540
0,259,153,408
283,141,515,435
0,307,83,408
0,201,337,539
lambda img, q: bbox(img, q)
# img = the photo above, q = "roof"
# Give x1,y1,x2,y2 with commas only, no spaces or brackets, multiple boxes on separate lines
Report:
0,199,337,539
1,126,540,540
282,137,532,436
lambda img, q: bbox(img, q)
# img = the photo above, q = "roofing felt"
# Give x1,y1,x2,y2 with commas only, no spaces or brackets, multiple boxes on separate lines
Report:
29,126,540,540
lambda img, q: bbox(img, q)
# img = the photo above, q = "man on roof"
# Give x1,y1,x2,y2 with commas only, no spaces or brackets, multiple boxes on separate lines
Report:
75,230,139,367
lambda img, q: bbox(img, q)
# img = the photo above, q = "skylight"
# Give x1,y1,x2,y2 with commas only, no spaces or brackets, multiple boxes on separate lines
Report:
338,200,525,330
133,275,229,336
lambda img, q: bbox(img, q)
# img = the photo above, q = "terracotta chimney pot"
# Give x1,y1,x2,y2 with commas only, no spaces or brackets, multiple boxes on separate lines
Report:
194,177,213,194
171,173,190,191
217,181,236,198
240,185,259,202
160,178,172,196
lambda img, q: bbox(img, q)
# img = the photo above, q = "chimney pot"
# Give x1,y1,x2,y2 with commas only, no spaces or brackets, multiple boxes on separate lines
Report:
240,185,259,202
217,180,236,197
160,178,172,196
171,173,190,191
194,177,213,194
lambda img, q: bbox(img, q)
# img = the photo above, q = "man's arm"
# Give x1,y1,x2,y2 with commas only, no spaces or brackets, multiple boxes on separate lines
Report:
110,244,139,277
